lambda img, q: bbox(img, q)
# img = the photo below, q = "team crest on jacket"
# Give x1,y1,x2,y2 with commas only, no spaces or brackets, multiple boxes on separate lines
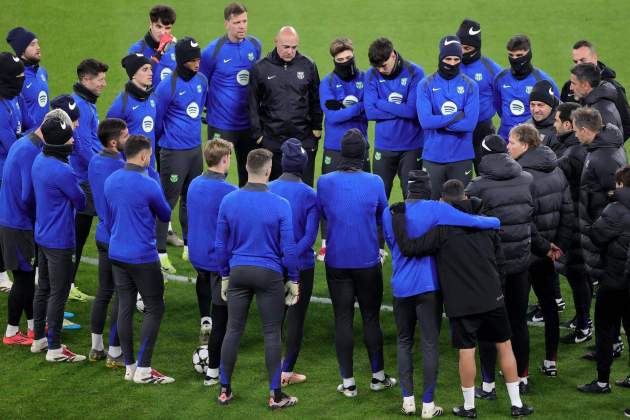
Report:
374,152,381,161
324,156,332,165
170,174,179,183
457,86,464,94
356,81,363,89
197,84,202,93
475,73,483,81
401,77,408,86
525,86,533,94
248,52,255,61
150,99,156,108
41,74,47,82
297,71,304,80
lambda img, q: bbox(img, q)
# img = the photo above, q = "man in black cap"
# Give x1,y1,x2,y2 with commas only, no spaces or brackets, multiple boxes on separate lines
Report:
31,110,87,362
6,27,49,128
456,19,503,172
249,26,322,186
527,80,560,146
154,36,208,273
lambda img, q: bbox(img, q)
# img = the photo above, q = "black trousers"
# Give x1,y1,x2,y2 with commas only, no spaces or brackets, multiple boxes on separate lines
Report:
157,147,203,250
73,181,96,283
372,148,422,199
282,267,315,373
33,247,74,350
471,119,495,173
90,242,119,347
394,291,442,401
567,263,592,330
219,266,285,391
270,147,317,187
479,270,530,380
423,159,473,200
595,288,630,383
196,269,227,370
208,126,258,187
112,259,164,367
7,270,35,326
326,263,384,379
529,258,559,361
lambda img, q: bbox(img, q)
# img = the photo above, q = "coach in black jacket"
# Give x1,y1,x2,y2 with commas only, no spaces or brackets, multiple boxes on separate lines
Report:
509,123,573,374
570,64,622,133
248,26,322,186
577,166,630,394
527,80,559,147
464,134,535,394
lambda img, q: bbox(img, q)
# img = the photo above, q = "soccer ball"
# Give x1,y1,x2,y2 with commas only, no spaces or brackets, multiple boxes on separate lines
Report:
192,345,209,374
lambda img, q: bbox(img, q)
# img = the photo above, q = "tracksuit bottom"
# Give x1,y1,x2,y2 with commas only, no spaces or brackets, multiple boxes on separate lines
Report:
90,242,119,347
33,247,74,350
196,269,228,370
529,258,559,361
423,159,473,200
219,266,285,391
372,148,422,199
480,271,530,380
325,264,384,379
282,267,315,373
595,288,630,383
112,260,164,368
7,270,35,327
157,147,203,251
73,181,96,282
394,291,443,402
565,255,592,330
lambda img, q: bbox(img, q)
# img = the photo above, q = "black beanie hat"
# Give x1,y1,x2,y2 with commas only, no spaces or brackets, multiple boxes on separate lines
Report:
0,52,25,99
407,170,432,199
340,128,367,159
41,113,73,146
122,53,152,79
480,134,507,156
175,37,201,67
281,138,308,173
529,80,558,108
439,35,462,60
456,19,481,49
6,27,36,57
51,94,80,122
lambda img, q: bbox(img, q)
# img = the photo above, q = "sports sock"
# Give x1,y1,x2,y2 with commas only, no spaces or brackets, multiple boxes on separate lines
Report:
321,239,326,248
482,381,495,392
200,316,212,326
136,366,151,377
91,333,104,351
27,319,34,331
543,359,556,368
372,370,385,381
5,324,18,337
462,386,475,410
109,346,122,358
207,368,219,378
0,271,8,282
343,377,356,388
597,381,608,388
403,395,415,405
520,376,528,385
506,381,522,408
283,371,293,377
422,401,435,412
47,347,62,355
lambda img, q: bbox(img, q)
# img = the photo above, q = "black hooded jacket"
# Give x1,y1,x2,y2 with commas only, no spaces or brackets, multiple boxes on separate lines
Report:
465,153,534,274
517,146,574,255
588,187,630,291
581,81,623,132
580,124,628,280
248,49,323,151
561,61,630,141
391,198,505,318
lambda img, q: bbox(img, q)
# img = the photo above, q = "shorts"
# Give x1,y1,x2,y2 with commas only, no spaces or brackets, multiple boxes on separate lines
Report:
450,306,511,349
77,181,96,216
0,225,36,272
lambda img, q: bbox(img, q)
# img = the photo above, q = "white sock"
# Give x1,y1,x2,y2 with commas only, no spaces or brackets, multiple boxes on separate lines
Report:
159,252,168,258
200,316,212,326
34,267,39,286
343,377,355,388
0,271,9,282
462,386,475,410
482,381,495,392
48,346,62,355
403,395,415,405
321,239,327,248
422,401,435,412
520,376,528,385
543,359,556,368
5,324,19,337
136,366,151,376
168,222,173,232
597,381,608,388
71,283,76,290
126,362,137,373
283,371,293,377
91,333,104,351
27,319,34,331
207,367,219,378
108,346,122,358
372,370,385,381
506,381,523,408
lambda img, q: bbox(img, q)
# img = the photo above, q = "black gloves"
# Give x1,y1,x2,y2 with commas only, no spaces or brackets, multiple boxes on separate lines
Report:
325,99,345,110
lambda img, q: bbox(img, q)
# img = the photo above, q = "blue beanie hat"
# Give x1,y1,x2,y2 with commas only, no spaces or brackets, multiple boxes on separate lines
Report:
6,27,36,57
51,94,80,122
281,138,308,173
439,35,462,61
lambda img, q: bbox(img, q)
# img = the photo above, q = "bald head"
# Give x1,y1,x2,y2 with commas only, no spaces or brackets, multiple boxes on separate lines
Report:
275,26,299,62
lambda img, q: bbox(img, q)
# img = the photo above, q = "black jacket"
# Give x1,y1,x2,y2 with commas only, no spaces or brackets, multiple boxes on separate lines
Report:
581,81,623,132
517,146,574,255
465,153,535,274
580,124,628,280
248,49,323,151
391,198,505,318
561,61,630,141
588,188,630,291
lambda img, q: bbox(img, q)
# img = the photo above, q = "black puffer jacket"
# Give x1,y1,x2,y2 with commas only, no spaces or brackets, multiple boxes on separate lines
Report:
465,153,534,274
581,81,623,132
589,188,630,291
580,124,628,280
517,146,574,255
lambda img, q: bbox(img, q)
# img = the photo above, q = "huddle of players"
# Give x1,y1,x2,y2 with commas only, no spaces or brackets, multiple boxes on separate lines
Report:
2,1,630,416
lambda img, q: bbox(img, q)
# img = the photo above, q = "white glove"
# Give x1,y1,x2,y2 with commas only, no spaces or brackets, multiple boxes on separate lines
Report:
285,281,300,306
221,277,229,302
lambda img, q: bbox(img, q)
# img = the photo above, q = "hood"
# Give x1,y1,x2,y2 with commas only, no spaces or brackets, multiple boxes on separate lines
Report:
478,152,523,180
583,81,618,105
517,145,557,173
598,60,616,80
614,187,630,210
589,123,624,151
451,197,483,215
268,48,301,66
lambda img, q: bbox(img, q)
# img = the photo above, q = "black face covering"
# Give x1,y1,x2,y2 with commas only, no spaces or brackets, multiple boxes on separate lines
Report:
176,65,196,82
509,50,533,80
43,143,74,163
0,74,25,99
438,61,460,80
462,48,480,65
333,57,357,82
125,80,152,101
